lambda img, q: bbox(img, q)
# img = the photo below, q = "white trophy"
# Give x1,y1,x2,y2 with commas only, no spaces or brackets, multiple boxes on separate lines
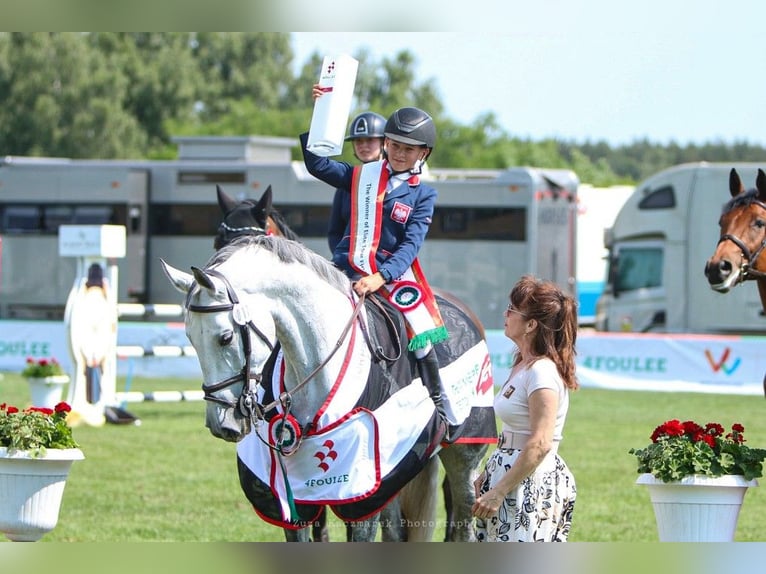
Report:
306,54,359,157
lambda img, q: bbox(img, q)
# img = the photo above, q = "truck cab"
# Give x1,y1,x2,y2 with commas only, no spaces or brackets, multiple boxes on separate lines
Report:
595,162,766,333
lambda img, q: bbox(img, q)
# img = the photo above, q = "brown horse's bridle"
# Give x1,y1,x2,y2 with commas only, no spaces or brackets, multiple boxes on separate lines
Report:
717,198,766,282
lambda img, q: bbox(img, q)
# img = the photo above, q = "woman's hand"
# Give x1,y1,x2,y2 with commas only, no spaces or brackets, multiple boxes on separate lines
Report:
312,83,323,101
471,487,504,519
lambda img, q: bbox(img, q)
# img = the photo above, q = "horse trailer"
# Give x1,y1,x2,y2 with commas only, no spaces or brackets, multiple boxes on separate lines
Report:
595,162,766,334
0,136,579,330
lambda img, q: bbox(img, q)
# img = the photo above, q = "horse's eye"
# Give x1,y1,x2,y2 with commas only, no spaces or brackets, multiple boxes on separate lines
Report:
755,219,766,229
219,331,234,346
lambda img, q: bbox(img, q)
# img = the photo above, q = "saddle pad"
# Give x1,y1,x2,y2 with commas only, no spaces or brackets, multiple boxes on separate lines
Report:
436,339,494,425
237,381,435,523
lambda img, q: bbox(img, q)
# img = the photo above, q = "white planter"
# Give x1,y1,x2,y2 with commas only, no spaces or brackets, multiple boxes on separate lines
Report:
0,447,84,541
636,473,757,542
27,376,70,408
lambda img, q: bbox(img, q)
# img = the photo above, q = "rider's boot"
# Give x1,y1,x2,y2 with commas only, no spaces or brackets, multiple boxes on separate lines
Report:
417,348,450,442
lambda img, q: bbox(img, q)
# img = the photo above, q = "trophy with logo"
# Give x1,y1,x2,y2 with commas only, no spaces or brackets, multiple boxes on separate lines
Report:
306,54,359,157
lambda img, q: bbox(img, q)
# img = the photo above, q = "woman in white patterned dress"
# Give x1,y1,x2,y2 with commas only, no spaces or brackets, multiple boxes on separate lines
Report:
472,274,578,542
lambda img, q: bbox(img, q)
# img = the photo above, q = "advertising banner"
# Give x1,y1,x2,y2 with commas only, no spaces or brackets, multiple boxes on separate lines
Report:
1,321,764,395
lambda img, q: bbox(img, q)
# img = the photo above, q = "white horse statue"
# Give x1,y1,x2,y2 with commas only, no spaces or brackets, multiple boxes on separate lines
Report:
162,234,492,541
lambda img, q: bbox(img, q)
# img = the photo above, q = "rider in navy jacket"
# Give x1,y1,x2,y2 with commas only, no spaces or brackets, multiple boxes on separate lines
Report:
300,132,437,285
327,111,386,254
301,106,452,441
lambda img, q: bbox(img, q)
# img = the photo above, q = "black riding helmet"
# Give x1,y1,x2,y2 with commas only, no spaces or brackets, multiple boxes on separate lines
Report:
384,107,436,151
345,111,386,141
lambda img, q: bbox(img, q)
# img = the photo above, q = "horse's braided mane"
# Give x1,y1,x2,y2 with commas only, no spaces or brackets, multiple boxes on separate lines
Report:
208,234,351,294
723,188,763,214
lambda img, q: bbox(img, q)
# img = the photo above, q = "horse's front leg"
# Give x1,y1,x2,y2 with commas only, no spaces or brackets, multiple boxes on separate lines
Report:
312,507,329,542
347,513,380,541
283,527,312,542
438,443,488,541
379,497,406,541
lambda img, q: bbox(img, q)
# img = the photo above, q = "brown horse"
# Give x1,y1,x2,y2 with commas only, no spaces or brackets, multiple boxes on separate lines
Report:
704,167,766,394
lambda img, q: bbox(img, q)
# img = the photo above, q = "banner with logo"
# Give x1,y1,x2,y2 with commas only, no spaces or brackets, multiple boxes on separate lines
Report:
1,320,764,396
488,331,766,395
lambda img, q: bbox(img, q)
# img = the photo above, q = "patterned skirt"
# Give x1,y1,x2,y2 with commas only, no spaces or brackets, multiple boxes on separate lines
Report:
474,447,576,542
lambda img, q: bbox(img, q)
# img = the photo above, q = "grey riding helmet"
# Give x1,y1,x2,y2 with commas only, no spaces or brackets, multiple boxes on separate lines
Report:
383,107,436,151
345,111,386,141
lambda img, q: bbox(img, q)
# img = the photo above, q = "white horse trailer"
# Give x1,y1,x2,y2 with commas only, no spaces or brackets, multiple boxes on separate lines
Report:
0,136,579,330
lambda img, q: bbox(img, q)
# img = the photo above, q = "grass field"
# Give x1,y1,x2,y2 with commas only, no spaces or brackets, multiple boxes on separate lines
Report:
2,370,766,542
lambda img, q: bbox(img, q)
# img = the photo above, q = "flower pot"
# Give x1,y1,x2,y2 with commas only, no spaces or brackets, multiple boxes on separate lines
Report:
0,447,84,541
27,376,70,408
636,473,757,542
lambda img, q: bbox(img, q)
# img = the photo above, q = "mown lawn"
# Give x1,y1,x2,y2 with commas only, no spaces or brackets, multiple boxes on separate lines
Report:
2,371,766,542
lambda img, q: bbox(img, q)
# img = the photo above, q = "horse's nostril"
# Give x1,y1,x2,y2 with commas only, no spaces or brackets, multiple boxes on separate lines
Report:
705,258,733,284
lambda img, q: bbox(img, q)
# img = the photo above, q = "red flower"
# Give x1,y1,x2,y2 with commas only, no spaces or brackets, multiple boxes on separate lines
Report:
652,419,684,442
682,420,702,432
632,418,766,482
0,401,79,452
705,423,725,436
701,434,716,448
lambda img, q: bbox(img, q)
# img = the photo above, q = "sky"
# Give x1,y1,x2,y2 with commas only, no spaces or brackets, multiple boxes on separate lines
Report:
290,2,766,147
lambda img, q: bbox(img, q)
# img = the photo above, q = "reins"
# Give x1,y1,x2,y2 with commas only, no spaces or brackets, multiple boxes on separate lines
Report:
258,291,369,415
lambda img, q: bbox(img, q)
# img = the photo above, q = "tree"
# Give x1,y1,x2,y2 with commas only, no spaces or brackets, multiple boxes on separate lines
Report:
0,33,146,158
192,33,295,120
87,33,200,148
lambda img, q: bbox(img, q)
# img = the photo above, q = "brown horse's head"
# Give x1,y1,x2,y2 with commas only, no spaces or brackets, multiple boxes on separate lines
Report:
704,168,766,293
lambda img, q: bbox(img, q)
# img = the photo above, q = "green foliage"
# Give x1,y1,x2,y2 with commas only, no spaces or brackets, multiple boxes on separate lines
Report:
629,419,766,482
20,357,65,378
3,372,766,541
0,32,763,185
0,401,79,454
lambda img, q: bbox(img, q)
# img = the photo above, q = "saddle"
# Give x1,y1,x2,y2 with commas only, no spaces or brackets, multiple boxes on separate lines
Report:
360,293,406,363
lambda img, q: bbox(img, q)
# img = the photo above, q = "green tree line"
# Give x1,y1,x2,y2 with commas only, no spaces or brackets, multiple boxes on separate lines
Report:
1,32,764,186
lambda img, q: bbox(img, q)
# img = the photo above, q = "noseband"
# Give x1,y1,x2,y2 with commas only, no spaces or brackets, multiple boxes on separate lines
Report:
717,198,766,282
185,268,274,422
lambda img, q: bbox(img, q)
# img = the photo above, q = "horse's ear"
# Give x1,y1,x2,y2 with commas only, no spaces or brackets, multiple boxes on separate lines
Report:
160,259,194,294
253,185,273,225
191,266,216,292
216,185,239,215
756,169,766,201
729,168,745,198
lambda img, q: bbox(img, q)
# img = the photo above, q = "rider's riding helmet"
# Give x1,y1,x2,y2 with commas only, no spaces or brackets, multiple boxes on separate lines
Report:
383,107,436,152
345,111,387,141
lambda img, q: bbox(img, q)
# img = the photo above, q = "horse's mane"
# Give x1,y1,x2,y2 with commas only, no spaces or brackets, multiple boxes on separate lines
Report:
723,188,762,215
268,208,300,241
208,235,351,294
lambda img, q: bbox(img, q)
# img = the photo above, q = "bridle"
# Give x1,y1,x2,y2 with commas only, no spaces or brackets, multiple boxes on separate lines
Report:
717,198,766,282
185,266,370,430
185,268,275,423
